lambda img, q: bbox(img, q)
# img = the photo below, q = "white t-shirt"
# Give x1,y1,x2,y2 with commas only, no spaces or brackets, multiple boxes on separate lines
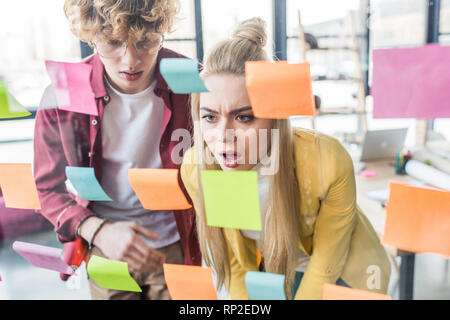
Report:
240,160,310,272
92,77,180,249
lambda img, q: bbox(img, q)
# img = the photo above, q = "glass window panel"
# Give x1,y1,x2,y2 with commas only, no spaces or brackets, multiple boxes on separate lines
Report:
370,0,427,48
201,0,273,56
434,119,450,141
164,40,197,59
440,0,450,33
440,0,450,44
0,0,81,108
166,0,196,39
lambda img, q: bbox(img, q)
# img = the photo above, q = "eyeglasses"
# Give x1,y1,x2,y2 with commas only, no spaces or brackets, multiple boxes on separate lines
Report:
91,35,164,59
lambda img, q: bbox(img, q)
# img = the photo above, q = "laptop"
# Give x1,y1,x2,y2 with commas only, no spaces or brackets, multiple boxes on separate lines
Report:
359,128,408,162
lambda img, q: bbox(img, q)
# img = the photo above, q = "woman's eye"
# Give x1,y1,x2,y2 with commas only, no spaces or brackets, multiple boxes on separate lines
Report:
202,115,217,122
236,114,254,122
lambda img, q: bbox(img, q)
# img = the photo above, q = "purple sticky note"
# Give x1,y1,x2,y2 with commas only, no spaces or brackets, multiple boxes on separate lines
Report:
13,241,75,275
372,44,450,119
45,60,98,116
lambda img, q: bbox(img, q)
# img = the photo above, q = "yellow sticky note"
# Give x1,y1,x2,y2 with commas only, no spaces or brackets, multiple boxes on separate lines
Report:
87,255,142,292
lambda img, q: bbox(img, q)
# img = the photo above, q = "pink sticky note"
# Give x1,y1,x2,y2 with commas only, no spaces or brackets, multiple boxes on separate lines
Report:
372,44,450,119
359,170,378,178
45,60,98,116
13,241,75,275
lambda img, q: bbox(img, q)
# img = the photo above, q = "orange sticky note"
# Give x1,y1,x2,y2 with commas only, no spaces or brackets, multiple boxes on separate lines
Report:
245,61,315,119
382,182,450,257
323,283,392,300
0,163,41,210
163,263,218,300
127,169,192,211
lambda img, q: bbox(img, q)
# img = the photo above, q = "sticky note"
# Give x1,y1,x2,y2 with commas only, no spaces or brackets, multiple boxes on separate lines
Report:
87,255,141,292
359,170,378,178
12,241,75,275
323,283,392,300
382,182,450,257
372,44,450,119
65,166,112,201
245,61,315,119
200,170,262,231
0,163,41,210
245,271,286,300
45,60,98,116
160,58,208,94
163,263,218,300
0,82,31,119
128,168,191,210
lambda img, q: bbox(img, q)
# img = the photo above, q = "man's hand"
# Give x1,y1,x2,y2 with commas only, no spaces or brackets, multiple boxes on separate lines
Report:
79,217,166,273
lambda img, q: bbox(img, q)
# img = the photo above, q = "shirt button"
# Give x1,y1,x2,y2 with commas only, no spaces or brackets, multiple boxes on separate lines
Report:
103,95,110,101
92,119,98,126
326,269,331,274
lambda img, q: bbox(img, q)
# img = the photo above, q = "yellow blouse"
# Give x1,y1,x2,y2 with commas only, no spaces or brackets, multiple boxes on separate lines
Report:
181,128,391,299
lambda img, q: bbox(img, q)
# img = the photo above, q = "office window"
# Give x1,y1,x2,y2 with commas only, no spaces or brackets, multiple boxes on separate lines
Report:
367,0,429,146
440,0,450,44
0,0,80,108
201,0,273,56
286,0,364,136
435,0,450,140
370,0,427,48
164,0,197,58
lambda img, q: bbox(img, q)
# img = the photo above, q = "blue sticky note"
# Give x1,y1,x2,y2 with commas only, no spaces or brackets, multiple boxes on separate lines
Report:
65,166,112,201
160,58,208,94
245,271,286,300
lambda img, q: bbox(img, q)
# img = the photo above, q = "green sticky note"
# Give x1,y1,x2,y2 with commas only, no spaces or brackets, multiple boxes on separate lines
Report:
160,58,208,94
200,170,262,231
87,255,142,292
0,82,31,119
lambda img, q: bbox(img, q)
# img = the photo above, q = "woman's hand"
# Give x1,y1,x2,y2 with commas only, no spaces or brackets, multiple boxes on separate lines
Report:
79,217,166,273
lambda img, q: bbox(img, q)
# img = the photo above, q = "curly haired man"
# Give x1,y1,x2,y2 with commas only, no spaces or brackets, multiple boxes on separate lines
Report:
33,0,200,300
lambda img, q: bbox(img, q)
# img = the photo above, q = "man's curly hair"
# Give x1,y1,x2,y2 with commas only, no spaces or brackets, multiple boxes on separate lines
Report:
64,0,180,42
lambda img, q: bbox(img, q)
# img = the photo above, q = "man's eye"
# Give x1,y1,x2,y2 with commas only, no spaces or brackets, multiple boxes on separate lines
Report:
202,115,217,122
236,114,254,122
107,40,122,47
136,41,150,50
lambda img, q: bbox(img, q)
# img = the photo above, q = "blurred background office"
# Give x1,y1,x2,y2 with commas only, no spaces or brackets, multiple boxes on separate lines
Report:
0,0,449,299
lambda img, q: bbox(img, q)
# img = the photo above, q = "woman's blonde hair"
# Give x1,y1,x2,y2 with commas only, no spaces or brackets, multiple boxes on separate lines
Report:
191,17,301,299
64,0,179,42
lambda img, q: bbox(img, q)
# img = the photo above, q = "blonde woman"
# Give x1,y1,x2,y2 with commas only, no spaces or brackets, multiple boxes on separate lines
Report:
180,17,391,300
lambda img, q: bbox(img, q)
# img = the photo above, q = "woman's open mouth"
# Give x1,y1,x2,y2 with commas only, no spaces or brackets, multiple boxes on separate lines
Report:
221,151,242,169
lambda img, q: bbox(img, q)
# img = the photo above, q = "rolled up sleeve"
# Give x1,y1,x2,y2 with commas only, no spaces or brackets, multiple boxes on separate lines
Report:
33,86,94,242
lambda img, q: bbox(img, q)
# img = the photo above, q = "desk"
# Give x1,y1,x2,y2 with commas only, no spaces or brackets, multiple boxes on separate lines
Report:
355,160,416,300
